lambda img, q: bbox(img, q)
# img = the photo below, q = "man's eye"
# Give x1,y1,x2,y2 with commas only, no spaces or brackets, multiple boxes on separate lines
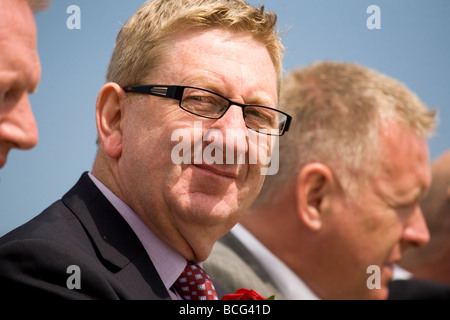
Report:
191,96,205,102
186,95,213,103
247,109,274,123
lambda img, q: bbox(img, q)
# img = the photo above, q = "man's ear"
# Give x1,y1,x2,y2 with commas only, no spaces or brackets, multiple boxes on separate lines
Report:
295,163,335,231
95,82,126,159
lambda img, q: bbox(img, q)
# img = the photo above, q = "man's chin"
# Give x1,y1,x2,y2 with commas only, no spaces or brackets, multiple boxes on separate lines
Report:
174,193,240,224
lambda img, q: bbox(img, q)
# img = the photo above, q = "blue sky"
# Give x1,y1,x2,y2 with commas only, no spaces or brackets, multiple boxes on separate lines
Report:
1,0,449,236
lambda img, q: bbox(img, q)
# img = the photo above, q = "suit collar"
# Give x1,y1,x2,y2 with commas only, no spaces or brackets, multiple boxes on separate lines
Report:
62,172,143,269
61,172,171,299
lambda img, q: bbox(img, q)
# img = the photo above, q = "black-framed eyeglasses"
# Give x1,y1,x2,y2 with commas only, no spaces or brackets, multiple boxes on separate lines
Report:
123,85,292,136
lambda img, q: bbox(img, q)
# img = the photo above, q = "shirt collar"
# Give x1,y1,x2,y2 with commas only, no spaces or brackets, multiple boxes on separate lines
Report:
231,223,320,300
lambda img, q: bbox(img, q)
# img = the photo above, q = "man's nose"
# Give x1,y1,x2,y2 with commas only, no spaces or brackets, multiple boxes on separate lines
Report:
1,93,39,150
208,105,249,162
401,206,430,251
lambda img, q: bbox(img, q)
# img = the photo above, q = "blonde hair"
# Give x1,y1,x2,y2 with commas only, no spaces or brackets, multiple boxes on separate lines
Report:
254,61,437,205
106,0,283,91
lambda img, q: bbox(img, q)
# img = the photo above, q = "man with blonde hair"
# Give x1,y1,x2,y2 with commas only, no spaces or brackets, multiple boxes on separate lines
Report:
0,0,49,171
0,0,290,300
205,61,437,299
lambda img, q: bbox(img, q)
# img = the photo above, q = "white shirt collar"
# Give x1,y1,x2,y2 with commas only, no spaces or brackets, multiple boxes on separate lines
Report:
392,264,413,280
231,223,320,300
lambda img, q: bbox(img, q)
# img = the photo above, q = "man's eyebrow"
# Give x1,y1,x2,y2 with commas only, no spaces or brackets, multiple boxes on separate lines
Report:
395,188,426,208
183,77,223,93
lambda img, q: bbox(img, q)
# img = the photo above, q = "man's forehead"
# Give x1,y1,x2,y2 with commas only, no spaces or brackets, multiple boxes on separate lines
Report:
373,121,431,206
147,28,277,102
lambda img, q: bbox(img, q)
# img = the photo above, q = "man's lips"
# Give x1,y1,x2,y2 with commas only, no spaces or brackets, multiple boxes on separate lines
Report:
193,163,238,179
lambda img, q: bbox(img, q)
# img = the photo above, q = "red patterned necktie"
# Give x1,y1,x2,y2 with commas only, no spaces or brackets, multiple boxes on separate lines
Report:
174,263,218,300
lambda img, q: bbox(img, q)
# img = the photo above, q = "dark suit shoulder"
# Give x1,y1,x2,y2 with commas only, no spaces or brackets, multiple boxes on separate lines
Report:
1,199,88,247
0,200,119,299
388,278,450,300
0,173,170,300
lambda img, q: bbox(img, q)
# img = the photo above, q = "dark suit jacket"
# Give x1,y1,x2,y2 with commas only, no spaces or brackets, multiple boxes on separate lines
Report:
0,172,227,300
388,279,450,300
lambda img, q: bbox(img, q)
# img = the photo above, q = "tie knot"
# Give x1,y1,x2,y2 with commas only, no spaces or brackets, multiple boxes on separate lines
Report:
174,263,218,300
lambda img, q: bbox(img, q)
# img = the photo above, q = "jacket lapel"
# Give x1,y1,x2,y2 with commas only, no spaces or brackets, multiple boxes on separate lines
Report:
62,172,171,299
